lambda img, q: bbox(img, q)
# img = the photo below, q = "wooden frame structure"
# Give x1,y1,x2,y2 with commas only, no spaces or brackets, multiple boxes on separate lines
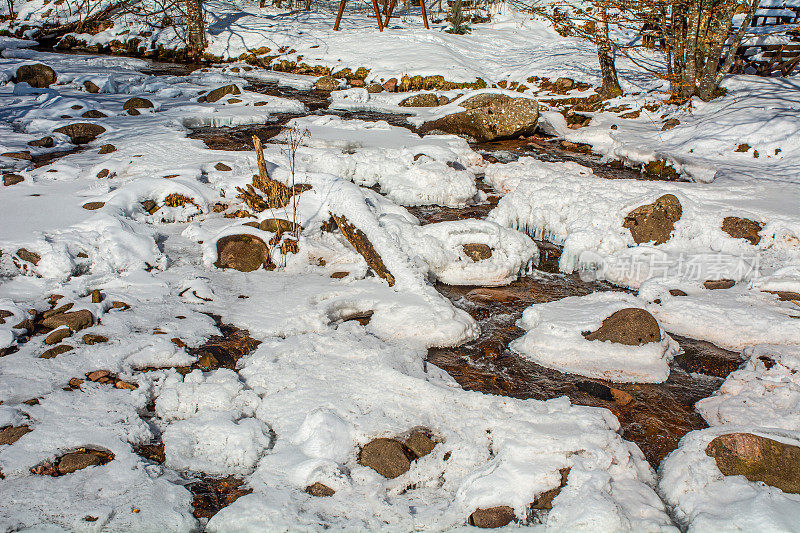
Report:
333,0,428,31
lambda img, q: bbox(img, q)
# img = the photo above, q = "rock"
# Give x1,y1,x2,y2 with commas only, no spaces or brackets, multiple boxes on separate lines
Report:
28,136,54,148
438,95,451,105
45,327,72,345
40,344,74,359
98,144,116,154
53,123,106,145
0,425,31,445
468,506,515,528
531,468,570,511
382,78,398,92
462,243,492,261
332,215,395,286
83,80,100,93
91,289,102,303
82,201,105,210
81,110,107,118
419,94,539,142
706,432,800,494
16,248,40,265
669,289,687,297
40,309,94,332
258,218,299,235
704,279,735,290
205,84,241,103
43,303,74,319
399,93,439,107
553,77,575,92
3,174,24,186
315,76,340,91
366,83,384,93
57,450,108,474
215,162,232,171
14,63,57,88
214,234,271,272
404,428,436,459
358,438,412,479
83,334,108,345
583,308,661,345
623,194,682,245
722,216,762,245
86,370,111,382
305,482,336,497
2,151,31,160
331,271,349,279
764,290,800,302
662,118,680,131
123,97,154,112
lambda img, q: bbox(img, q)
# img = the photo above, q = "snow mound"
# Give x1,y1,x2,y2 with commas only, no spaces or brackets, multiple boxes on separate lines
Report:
510,292,678,383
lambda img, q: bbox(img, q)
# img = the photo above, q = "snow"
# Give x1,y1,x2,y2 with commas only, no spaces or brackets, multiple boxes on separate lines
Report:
510,292,679,383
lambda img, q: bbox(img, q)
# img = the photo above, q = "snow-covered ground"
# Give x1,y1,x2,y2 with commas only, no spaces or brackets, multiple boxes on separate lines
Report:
1,0,800,529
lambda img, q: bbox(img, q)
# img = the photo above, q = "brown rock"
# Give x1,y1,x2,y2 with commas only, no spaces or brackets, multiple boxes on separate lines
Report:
468,506,515,528
112,301,130,310
86,370,111,382
40,344,74,359
706,432,800,494
14,63,57,88
582,308,661,345
83,80,100,93
16,248,40,265
553,77,575,93
1,151,31,160
623,194,682,245
40,309,94,332
0,425,32,445
463,243,492,261
662,118,680,131
531,468,570,511
366,83,384,93
82,201,105,210
215,162,232,171
205,84,241,103
214,234,271,272
91,289,102,303
98,144,116,154
305,482,336,497
419,94,539,142
722,216,762,245
53,123,106,145
45,327,73,345
764,290,800,302
43,302,74,319
57,450,109,474
68,377,84,388
669,289,687,297
83,333,108,345
81,110,107,118
382,78,398,92
28,136,54,148
399,93,439,107
331,271,349,279
315,76,340,91
3,174,24,186
359,438,412,479
96,169,110,179
123,97,154,111
404,428,436,459
332,215,395,286
259,218,299,235
704,279,735,290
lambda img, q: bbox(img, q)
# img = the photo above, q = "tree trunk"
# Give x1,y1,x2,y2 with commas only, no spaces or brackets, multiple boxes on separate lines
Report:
597,7,623,99
184,0,205,58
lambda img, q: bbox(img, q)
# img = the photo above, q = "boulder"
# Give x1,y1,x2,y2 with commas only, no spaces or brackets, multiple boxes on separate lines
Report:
468,506,515,528
57,450,107,474
404,428,436,459
53,123,106,145
582,308,661,345
623,194,682,245
3,174,24,186
44,327,72,345
722,216,762,245
40,344,74,359
315,76,341,91
83,80,100,93
204,84,241,103
123,97,154,112
706,432,800,494
82,201,105,210
215,162,232,171
28,136,54,148
419,94,539,142
358,438,412,479
305,482,336,497
214,234,271,272
81,110,107,118
0,425,31,445
462,243,492,261
14,63,57,88
704,279,735,290
83,334,108,345
366,83,384,93
40,309,94,332
16,248,40,265
399,93,439,107
98,144,116,154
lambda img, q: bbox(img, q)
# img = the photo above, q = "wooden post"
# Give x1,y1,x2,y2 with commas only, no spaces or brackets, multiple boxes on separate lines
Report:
372,0,384,30
419,0,429,28
333,0,346,30
383,0,397,27
252,135,270,189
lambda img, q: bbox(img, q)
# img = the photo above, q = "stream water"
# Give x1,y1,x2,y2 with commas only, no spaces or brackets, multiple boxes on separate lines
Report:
186,80,743,470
